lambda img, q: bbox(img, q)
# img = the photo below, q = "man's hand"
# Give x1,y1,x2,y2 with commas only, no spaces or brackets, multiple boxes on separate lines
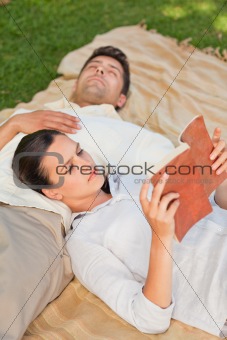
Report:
10,110,81,135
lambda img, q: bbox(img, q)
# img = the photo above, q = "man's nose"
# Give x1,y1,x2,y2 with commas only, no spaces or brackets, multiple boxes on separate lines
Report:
96,66,104,75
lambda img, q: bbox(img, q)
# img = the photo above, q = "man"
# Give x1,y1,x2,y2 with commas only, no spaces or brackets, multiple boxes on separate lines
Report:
0,46,130,150
70,45,129,109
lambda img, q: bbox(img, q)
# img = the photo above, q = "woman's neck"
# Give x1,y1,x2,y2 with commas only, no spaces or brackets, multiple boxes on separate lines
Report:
68,190,112,213
87,190,112,211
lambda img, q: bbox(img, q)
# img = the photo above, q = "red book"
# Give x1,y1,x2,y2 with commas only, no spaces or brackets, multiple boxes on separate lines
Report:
151,115,227,242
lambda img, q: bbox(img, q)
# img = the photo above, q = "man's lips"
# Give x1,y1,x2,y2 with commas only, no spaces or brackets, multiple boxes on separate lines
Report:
87,77,105,86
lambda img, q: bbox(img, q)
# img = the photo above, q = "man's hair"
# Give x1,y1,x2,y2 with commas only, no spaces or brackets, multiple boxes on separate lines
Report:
12,130,64,195
80,46,130,96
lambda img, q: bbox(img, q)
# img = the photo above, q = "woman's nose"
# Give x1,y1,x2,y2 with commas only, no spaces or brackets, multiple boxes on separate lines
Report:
73,156,92,168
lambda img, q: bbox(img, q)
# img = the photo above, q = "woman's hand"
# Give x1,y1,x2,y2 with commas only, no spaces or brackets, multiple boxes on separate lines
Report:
0,110,81,151
211,128,227,209
140,173,180,241
141,173,179,308
210,127,227,175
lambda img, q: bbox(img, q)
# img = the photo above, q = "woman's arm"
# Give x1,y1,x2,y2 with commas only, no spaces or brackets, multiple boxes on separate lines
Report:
66,174,178,334
0,118,18,151
140,173,179,308
214,179,227,210
67,234,175,334
0,110,80,150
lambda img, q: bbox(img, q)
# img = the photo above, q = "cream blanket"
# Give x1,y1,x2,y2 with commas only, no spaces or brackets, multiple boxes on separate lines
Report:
1,25,226,339
2,25,226,146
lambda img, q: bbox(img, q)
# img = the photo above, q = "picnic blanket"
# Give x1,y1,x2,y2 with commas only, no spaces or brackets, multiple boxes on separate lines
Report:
1,25,226,339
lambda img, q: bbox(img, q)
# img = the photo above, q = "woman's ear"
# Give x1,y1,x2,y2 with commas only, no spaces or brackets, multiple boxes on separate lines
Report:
42,188,63,201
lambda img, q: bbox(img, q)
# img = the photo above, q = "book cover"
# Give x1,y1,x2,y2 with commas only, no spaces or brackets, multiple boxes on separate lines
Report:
151,115,227,242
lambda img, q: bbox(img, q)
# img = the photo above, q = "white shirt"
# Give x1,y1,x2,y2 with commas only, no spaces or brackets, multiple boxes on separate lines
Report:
0,100,173,233
67,174,227,337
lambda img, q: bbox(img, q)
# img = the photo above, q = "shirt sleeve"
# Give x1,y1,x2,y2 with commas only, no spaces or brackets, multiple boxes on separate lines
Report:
209,191,217,207
66,233,174,334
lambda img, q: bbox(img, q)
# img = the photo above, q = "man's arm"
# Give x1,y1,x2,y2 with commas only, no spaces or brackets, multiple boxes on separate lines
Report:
0,110,81,150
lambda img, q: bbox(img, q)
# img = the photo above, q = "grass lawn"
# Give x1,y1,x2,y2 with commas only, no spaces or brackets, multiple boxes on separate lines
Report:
0,0,226,111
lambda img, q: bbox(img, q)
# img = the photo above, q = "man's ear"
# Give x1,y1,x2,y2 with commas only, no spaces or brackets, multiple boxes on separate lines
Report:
116,94,127,108
42,188,63,201
70,79,78,102
72,79,78,92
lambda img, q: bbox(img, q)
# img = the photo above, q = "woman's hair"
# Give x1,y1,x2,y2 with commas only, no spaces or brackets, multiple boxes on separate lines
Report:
12,129,64,195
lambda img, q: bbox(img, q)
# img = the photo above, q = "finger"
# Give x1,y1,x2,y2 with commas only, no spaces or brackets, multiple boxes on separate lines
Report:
45,115,82,130
211,127,221,147
156,197,180,228
212,151,227,172
210,140,226,160
140,179,150,200
150,173,169,208
216,162,227,175
165,199,180,220
47,114,81,130
158,192,180,213
46,111,80,123
52,114,81,127
45,121,81,134
140,179,151,212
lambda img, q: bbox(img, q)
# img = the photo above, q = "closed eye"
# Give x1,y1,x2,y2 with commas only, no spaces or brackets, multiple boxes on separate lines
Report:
109,70,117,77
67,149,83,174
77,149,83,156
87,65,96,69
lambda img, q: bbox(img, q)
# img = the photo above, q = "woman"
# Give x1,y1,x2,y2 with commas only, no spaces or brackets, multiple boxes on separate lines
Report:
12,129,227,337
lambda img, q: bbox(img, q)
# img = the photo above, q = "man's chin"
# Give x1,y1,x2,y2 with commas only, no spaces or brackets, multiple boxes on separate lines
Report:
83,88,107,103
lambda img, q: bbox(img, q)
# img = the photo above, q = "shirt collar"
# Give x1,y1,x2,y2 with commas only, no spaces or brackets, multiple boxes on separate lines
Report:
70,174,130,225
45,97,120,120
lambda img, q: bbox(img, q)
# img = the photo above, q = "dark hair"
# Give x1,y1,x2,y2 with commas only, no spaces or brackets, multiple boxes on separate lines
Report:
80,46,130,96
12,130,64,195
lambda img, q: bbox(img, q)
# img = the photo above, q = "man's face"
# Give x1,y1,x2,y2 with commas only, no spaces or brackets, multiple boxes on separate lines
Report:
73,56,127,108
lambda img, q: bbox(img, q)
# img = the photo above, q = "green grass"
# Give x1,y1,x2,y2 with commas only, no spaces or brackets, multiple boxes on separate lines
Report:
0,0,226,111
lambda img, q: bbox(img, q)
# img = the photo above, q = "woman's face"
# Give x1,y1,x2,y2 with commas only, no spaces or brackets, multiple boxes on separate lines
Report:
41,134,105,211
